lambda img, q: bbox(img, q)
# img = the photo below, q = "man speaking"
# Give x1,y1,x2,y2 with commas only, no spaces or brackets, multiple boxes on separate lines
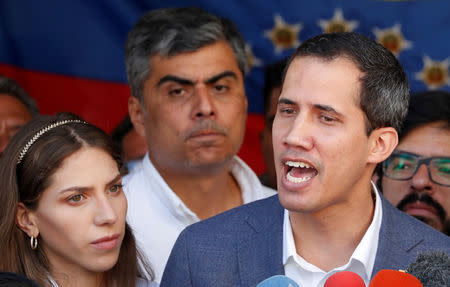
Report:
160,32,450,287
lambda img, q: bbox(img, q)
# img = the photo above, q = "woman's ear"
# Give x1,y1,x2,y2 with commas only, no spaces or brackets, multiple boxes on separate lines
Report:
16,202,39,238
367,127,398,164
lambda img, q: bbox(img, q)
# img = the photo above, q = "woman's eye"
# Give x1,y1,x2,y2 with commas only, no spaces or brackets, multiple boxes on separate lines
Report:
109,184,123,193
68,194,84,203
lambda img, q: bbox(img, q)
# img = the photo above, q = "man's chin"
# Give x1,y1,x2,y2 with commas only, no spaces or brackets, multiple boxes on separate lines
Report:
187,154,234,173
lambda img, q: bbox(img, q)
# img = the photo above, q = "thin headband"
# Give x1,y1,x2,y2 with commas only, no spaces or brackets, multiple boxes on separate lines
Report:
17,119,87,164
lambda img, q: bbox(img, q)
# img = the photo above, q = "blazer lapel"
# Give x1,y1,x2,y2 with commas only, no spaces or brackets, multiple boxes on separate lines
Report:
237,196,285,286
372,196,424,277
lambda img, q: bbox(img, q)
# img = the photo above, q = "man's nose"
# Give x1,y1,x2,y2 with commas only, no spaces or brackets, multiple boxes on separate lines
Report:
192,87,215,119
283,114,314,151
411,163,433,193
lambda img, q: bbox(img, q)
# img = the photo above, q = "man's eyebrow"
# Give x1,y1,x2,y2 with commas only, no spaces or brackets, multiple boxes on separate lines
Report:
313,104,343,116
157,75,194,87
278,98,296,106
205,71,237,84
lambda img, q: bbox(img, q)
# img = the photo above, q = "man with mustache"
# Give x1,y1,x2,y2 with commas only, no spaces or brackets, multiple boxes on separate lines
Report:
123,7,275,282
380,91,450,234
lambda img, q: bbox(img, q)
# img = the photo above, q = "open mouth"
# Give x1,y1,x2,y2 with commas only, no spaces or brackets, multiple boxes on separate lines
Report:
285,160,318,183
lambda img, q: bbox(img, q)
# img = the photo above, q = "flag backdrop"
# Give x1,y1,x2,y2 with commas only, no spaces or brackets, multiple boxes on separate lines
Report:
1,0,449,174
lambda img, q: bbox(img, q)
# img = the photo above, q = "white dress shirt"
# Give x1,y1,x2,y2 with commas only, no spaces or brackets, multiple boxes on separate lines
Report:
283,182,382,287
124,154,276,282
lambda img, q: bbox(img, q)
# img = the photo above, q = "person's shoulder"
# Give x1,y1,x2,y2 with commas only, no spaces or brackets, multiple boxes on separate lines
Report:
181,194,281,240
0,272,41,286
382,197,450,250
407,215,450,247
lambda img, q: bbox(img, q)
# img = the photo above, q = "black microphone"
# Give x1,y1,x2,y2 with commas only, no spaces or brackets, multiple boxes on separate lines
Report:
406,250,450,287
256,275,299,287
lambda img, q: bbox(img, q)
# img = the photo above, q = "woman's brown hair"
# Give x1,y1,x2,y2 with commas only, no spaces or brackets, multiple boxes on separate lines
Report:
0,113,152,286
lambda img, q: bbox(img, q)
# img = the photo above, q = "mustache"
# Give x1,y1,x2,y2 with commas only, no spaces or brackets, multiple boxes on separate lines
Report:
397,192,447,222
183,120,228,139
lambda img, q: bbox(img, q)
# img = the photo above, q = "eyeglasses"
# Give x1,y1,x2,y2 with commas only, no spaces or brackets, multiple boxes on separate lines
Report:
382,151,450,187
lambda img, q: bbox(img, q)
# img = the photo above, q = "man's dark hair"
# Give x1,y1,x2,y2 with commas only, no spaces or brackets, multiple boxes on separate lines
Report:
399,90,450,140
125,7,247,103
263,59,288,117
0,75,39,117
287,32,410,134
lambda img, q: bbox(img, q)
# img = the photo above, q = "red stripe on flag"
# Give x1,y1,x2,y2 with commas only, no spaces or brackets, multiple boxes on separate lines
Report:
0,64,267,174
0,63,129,132
238,114,265,175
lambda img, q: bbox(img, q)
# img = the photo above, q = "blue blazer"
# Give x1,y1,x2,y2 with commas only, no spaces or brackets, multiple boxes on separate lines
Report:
160,195,450,287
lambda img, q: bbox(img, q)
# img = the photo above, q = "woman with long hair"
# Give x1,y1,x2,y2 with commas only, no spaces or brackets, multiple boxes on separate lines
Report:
0,113,154,287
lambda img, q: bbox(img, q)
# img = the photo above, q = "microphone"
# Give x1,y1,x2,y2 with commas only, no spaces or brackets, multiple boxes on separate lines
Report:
368,269,422,287
256,275,299,287
324,271,365,287
406,250,450,287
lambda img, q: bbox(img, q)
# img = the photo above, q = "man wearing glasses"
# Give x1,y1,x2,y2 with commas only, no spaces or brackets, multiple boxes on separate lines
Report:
380,90,450,234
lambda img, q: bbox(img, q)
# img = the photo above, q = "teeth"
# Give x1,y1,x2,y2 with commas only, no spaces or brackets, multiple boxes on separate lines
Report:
286,171,312,183
285,160,312,169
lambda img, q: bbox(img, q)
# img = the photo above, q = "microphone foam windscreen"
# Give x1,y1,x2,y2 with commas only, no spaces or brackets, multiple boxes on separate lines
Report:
256,275,299,287
368,269,423,287
406,250,450,287
324,271,365,287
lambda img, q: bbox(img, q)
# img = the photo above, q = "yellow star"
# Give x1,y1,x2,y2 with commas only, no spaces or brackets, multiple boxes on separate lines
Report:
264,14,302,54
318,8,359,33
373,24,412,56
245,43,262,73
415,56,450,90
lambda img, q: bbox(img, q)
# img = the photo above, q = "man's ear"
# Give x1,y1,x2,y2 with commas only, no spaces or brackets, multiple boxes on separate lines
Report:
16,203,39,238
367,127,398,164
128,97,146,138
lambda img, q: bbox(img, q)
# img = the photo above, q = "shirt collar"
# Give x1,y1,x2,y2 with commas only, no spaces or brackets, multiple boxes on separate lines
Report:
142,154,269,223
282,181,383,283
351,181,382,280
142,154,198,223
